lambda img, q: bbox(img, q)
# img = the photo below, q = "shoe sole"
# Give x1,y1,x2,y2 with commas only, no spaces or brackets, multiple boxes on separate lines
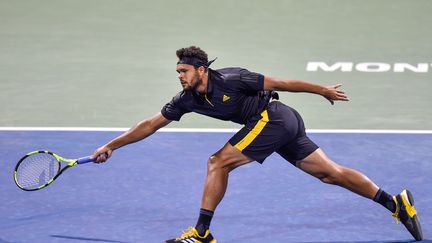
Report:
399,190,423,241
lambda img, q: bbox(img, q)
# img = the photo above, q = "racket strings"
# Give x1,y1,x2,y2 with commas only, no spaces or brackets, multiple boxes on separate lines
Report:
16,153,60,189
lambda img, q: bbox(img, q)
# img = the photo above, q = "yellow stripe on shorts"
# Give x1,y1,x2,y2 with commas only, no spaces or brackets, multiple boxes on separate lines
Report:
234,110,269,151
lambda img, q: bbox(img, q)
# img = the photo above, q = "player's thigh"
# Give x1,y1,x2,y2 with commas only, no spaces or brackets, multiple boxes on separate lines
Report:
295,148,341,178
210,142,253,171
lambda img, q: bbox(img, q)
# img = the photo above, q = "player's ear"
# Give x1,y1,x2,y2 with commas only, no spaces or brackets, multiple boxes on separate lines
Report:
198,66,206,74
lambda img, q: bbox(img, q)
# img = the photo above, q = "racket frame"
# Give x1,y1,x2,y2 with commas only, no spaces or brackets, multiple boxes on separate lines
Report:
13,150,89,191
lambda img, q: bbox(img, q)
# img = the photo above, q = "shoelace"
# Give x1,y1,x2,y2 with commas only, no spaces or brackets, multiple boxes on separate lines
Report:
176,227,197,240
392,196,418,224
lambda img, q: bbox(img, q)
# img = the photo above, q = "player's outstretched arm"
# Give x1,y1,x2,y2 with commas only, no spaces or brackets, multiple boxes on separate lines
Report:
263,76,349,105
92,112,171,163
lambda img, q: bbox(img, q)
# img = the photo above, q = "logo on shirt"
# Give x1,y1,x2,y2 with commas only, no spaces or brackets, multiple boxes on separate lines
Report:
223,95,230,102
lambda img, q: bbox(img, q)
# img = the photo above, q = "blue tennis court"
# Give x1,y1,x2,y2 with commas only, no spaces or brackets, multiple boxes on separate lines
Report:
0,130,431,242
1,0,431,242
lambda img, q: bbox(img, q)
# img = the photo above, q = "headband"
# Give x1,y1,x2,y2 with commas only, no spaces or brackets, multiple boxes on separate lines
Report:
177,57,217,68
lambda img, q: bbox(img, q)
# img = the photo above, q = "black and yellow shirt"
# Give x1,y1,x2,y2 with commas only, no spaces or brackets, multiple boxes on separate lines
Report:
161,67,272,125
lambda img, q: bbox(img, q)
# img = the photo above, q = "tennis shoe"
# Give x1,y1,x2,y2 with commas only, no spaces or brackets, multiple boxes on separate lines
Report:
392,189,423,241
165,227,216,243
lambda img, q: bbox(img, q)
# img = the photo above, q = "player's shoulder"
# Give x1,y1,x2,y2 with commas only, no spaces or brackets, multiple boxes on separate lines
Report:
171,90,193,102
167,90,196,110
214,67,247,74
212,67,251,82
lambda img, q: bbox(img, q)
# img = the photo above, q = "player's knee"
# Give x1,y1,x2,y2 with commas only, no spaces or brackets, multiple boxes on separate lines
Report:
207,155,225,172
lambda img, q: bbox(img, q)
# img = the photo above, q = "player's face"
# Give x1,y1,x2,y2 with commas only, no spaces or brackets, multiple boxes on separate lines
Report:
176,64,201,91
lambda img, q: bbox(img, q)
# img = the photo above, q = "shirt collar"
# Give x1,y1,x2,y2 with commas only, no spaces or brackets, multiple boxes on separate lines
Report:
206,68,214,95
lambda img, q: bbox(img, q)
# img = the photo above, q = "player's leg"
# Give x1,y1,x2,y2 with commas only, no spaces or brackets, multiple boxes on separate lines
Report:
166,105,289,243
201,142,253,211
165,142,252,243
296,148,423,240
276,103,422,240
275,105,389,203
296,148,379,199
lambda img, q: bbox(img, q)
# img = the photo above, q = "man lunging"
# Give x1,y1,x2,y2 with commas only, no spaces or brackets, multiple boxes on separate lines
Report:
93,46,423,242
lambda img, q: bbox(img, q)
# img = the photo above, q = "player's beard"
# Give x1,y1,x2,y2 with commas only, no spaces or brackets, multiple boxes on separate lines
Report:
183,72,201,91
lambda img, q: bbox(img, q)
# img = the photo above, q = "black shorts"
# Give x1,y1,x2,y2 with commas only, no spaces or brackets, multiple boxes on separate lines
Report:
229,101,319,164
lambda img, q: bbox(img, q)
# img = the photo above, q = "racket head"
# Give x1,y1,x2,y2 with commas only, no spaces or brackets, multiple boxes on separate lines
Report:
14,151,62,191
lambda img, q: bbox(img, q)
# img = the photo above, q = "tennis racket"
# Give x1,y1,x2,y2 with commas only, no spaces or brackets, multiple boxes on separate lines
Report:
13,150,97,191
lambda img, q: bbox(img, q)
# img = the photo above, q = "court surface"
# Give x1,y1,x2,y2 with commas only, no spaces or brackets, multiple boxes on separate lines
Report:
0,130,431,242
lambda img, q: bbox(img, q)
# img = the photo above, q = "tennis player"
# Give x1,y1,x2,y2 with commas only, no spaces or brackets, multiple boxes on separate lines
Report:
93,46,423,242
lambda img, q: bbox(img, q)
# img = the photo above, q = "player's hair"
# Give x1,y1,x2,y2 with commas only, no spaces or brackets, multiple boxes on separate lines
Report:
176,46,208,68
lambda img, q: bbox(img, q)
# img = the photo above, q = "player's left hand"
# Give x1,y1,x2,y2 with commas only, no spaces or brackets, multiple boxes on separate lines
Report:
322,84,349,105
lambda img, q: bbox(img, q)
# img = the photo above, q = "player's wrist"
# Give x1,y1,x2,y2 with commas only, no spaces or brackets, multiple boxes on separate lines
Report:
317,86,327,97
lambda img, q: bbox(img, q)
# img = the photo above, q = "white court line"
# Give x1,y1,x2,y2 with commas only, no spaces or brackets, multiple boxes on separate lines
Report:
0,127,431,134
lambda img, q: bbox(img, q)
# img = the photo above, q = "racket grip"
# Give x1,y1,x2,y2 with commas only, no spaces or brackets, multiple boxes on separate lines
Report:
76,156,95,164
77,153,109,164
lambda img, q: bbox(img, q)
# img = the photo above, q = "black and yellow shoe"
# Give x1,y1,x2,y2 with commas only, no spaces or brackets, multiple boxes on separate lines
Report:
165,227,217,243
392,189,423,241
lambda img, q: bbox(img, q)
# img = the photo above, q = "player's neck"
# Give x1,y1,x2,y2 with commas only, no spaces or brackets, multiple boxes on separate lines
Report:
195,72,209,95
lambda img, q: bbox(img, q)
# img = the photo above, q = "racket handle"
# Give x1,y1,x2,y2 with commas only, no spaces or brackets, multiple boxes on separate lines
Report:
77,156,95,164
76,153,109,164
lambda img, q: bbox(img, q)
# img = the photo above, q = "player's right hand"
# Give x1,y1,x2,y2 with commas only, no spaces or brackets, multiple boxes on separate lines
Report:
92,146,113,163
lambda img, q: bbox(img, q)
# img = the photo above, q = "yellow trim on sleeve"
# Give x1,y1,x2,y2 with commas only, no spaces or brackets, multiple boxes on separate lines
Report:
234,110,269,151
